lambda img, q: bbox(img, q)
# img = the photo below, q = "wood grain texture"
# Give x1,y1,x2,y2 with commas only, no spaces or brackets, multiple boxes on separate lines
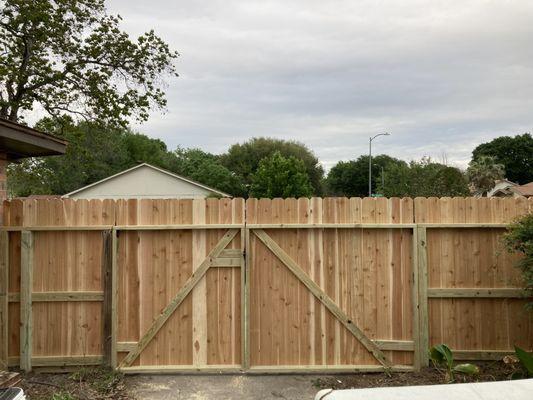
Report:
0,230,8,369
20,231,33,371
253,229,392,367
3,197,531,372
416,197,533,355
119,229,238,367
246,198,415,368
101,230,113,367
115,198,244,368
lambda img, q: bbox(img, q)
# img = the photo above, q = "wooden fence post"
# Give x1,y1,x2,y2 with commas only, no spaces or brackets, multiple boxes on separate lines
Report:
0,230,8,370
417,226,429,367
242,227,250,370
411,227,421,371
101,230,113,367
20,230,34,372
110,228,118,369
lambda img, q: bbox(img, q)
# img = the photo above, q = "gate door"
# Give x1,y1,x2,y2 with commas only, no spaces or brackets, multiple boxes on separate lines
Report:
246,197,416,372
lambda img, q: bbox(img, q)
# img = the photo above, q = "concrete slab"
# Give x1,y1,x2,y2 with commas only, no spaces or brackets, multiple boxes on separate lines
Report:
125,374,323,400
315,379,533,400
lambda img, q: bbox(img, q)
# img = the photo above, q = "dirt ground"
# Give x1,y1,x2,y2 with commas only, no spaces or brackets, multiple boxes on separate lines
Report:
312,361,518,390
13,361,520,400
18,367,131,400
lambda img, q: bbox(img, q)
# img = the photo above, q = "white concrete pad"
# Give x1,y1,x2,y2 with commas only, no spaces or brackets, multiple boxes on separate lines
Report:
315,379,533,400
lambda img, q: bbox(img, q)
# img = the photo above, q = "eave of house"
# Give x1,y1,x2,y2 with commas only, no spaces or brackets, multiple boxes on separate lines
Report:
0,118,67,160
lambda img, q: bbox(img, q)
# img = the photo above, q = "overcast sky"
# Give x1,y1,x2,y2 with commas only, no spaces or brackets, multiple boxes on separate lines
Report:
107,0,533,170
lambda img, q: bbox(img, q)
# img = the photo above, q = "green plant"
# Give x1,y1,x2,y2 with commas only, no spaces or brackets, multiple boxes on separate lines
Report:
503,213,533,309
50,392,75,400
69,366,92,382
429,344,480,382
92,368,123,394
511,346,533,379
68,366,124,397
250,151,313,198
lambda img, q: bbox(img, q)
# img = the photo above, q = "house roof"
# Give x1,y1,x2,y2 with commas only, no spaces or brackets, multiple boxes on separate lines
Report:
513,182,533,197
487,179,517,197
493,179,516,187
63,163,231,198
0,118,67,160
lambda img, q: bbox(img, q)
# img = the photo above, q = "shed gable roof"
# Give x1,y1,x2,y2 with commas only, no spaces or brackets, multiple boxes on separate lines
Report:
63,163,230,198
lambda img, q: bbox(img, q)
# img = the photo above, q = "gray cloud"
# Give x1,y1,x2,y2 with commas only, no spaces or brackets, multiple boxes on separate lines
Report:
107,0,533,170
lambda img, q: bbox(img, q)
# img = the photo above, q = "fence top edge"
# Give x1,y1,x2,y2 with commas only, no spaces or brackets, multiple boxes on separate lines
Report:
3,196,531,204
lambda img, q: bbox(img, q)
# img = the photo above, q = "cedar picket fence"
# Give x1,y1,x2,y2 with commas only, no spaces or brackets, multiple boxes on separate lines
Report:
0,197,531,373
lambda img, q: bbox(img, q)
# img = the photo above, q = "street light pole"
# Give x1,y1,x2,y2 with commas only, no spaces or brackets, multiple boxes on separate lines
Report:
368,132,390,197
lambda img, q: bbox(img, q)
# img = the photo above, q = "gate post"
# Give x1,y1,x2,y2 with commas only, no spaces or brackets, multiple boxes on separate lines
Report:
20,230,33,372
101,229,113,367
242,227,250,370
416,226,429,368
0,230,8,369
412,227,421,371
110,228,118,368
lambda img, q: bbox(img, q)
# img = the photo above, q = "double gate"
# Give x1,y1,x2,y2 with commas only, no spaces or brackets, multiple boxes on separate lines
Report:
111,197,417,373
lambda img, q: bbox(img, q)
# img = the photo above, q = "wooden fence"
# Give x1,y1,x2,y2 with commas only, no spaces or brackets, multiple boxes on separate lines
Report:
0,197,531,373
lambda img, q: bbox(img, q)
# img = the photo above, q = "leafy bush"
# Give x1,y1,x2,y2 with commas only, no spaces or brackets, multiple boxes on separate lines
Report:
429,344,479,382
503,213,533,308
511,346,533,379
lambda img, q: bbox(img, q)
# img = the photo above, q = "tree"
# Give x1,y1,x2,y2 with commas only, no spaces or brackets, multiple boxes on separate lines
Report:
221,137,324,195
250,151,313,198
326,154,405,197
0,0,178,125
503,213,533,309
472,134,533,185
122,132,179,171
7,117,179,196
174,147,244,196
466,156,505,196
379,157,469,197
7,118,247,197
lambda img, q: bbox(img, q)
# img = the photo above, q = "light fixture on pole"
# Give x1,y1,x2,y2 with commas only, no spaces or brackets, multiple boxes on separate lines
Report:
368,132,390,197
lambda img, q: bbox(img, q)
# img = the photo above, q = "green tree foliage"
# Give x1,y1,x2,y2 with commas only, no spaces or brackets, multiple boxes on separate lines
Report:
174,147,244,196
503,213,533,309
221,137,324,195
250,151,313,198
7,117,178,196
466,155,505,196
378,157,469,197
326,154,404,197
472,134,533,185
0,0,178,125
8,118,245,197
121,132,179,170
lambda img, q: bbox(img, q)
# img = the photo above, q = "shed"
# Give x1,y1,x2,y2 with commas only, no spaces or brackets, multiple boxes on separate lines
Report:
63,163,230,199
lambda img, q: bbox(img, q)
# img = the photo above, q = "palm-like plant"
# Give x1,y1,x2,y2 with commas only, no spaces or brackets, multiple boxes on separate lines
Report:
466,155,505,196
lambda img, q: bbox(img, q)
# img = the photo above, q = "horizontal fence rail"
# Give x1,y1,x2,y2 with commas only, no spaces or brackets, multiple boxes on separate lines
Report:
0,197,531,373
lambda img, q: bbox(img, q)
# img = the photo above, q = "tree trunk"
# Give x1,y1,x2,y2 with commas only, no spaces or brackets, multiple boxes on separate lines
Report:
8,106,19,122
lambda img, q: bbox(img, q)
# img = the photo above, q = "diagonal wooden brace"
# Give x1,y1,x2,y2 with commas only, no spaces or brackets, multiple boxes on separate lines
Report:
253,229,392,368
119,229,239,368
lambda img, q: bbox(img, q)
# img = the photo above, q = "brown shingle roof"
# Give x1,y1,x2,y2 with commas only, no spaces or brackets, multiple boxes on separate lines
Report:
513,182,533,196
